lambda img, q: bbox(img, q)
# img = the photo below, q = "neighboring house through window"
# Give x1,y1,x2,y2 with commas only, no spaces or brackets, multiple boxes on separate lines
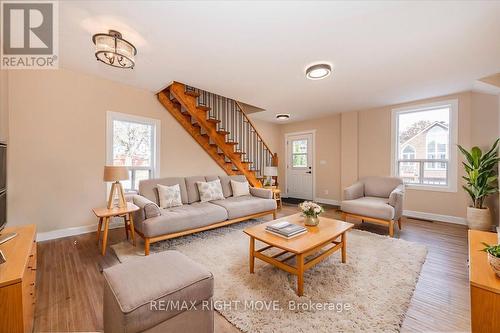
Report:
391,99,458,191
401,145,416,161
106,111,161,191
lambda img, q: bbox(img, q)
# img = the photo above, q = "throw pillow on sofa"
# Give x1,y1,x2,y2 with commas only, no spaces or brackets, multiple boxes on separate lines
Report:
231,180,250,197
157,184,183,209
196,179,225,202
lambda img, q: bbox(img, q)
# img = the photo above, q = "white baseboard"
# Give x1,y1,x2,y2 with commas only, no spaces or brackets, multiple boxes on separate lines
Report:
403,210,467,225
314,198,341,206
37,219,125,242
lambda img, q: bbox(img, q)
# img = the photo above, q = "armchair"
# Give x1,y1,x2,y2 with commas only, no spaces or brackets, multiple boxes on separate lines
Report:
340,176,404,237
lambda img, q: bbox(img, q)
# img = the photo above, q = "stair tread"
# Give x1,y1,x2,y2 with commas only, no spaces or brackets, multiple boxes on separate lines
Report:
185,90,200,97
207,119,221,124
197,105,211,111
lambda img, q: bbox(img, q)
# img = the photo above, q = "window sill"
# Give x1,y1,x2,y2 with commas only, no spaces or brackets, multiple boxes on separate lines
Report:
405,184,457,193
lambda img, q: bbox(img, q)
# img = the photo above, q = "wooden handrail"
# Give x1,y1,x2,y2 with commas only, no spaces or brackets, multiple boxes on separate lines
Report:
235,101,275,156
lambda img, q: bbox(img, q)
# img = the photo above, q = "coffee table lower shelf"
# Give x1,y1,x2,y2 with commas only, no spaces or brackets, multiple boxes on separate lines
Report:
248,232,348,296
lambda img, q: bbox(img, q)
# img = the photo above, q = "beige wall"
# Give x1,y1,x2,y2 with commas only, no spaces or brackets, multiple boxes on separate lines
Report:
357,92,473,219
471,92,499,223
277,115,342,202
248,117,280,154
340,112,358,194
7,69,225,233
0,70,8,142
269,91,498,222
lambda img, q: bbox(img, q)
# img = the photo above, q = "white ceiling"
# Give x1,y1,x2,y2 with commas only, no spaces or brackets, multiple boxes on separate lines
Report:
60,1,500,123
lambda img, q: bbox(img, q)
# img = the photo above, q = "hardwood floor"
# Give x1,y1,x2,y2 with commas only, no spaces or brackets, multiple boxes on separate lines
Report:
33,204,470,332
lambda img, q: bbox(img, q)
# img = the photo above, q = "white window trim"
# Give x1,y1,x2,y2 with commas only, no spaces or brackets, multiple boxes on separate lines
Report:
390,99,458,192
106,111,161,190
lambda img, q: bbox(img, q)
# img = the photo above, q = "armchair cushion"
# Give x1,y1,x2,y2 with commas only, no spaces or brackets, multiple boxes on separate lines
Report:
344,182,364,200
341,197,395,221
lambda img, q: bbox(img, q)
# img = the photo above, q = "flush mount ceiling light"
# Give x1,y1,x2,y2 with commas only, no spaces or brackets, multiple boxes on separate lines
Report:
276,114,290,120
305,63,332,80
92,30,137,69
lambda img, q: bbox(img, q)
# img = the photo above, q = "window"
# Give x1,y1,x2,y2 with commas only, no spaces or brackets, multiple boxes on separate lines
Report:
392,100,458,191
425,126,448,170
107,112,160,192
401,145,415,160
291,139,308,168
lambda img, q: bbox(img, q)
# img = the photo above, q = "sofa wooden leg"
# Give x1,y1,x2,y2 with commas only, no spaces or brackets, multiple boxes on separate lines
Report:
272,210,277,220
144,238,150,256
389,220,394,237
398,218,402,230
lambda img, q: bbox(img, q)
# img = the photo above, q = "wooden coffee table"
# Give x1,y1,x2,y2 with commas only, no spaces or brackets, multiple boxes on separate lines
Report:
244,213,354,296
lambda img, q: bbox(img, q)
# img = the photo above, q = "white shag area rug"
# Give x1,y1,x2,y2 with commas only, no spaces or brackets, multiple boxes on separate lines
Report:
112,220,427,333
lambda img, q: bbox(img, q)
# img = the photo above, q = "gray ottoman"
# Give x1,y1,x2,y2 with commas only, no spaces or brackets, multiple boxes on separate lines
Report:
103,251,214,333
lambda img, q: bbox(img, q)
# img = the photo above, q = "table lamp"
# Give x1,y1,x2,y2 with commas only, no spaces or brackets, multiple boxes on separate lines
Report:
264,166,278,187
103,166,129,209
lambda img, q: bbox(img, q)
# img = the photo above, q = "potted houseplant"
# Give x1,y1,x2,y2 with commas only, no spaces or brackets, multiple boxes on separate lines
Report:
482,243,500,277
299,201,324,226
458,138,499,230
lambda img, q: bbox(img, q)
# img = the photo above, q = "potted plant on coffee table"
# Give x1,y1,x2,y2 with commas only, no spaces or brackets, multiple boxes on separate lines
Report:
458,138,499,230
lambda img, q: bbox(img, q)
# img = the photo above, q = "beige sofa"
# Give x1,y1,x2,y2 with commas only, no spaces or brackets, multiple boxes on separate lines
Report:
340,176,405,237
131,175,277,254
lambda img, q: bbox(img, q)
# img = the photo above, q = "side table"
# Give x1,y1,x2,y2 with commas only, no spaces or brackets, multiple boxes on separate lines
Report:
264,186,282,209
92,203,139,255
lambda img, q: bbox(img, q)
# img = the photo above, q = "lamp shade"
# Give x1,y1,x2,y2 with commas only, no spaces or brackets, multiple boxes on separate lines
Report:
264,166,278,177
103,166,129,182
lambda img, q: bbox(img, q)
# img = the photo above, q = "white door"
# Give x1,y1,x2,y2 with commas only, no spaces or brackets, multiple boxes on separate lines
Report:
286,133,313,200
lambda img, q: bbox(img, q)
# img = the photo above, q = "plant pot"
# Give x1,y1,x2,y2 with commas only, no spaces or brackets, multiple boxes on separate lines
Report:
467,206,492,231
304,216,319,226
487,253,500,278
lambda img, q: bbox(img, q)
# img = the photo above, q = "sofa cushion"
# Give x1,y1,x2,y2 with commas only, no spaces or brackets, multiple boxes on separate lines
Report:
196,179,225,202
341,196,395,220
218,175,247,198
230,180,250,197
211,195,276,219
140,202,228,237
139,177,188,205
185,176,206,203
157,184,183,209
363,176,403,198
103,250,213,333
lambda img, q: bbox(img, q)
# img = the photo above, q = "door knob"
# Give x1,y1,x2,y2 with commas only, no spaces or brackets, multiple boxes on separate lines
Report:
306,171,312,174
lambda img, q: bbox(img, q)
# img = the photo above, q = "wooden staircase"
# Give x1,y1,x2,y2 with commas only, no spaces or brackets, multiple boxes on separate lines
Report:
157,81,277,187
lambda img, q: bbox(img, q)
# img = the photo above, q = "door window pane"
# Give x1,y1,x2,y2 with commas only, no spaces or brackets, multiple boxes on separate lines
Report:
292,154,307,168
292,140,307,154
291,139,308,168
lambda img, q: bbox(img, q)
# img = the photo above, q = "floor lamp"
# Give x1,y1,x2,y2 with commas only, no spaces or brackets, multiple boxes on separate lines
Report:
103,166,129,209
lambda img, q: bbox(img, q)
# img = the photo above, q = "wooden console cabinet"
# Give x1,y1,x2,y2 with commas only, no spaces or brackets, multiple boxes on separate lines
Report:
0,225,37,333
468,230,500,333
